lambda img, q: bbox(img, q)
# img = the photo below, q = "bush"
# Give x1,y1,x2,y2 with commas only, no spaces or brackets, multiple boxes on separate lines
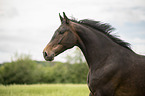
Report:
0,54,42,84
0,54,89,84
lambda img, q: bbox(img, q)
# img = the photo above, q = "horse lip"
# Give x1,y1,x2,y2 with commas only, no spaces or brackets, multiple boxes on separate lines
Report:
44,56,54,61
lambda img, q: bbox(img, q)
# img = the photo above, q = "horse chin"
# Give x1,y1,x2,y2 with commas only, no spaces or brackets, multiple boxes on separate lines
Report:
45,57,54,61
48,57,54,61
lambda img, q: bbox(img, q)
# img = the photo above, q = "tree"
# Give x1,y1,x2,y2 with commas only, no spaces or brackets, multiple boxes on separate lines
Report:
0,53,89,84
0,54,41,84
65,47,86,64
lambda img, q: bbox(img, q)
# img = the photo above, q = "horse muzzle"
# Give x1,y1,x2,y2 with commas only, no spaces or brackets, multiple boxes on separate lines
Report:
43,51,55,61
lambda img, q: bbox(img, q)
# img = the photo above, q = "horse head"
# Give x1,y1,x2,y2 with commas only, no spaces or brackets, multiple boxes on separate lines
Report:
43,12,78,61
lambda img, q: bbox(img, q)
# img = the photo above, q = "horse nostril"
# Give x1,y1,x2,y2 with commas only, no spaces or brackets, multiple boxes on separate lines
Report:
43,52,48,57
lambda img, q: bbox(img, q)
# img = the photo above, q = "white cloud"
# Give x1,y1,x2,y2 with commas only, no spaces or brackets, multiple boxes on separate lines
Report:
132,38,145,44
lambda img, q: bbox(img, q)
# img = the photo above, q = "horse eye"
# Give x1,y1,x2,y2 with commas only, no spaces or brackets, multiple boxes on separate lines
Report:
59,31,65,34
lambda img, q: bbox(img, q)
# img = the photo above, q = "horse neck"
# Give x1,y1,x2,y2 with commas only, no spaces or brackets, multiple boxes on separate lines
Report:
74,24,118,68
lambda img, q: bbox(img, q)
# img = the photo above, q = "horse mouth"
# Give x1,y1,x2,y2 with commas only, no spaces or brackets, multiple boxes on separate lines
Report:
44,56,54,61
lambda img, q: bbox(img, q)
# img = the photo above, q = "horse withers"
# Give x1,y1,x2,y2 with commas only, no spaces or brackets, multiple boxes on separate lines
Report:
43,12,145,96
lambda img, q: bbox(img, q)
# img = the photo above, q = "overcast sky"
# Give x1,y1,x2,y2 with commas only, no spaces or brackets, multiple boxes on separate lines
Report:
0,0,145,63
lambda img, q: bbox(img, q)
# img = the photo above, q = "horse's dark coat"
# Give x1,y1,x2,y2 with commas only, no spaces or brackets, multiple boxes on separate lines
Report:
43,12,145,96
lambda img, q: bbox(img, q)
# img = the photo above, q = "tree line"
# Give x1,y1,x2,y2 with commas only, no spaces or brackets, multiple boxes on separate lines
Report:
0,54,88,85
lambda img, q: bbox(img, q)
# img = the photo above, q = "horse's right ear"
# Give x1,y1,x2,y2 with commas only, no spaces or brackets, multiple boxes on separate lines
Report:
63,12,69,24
59,13,63,23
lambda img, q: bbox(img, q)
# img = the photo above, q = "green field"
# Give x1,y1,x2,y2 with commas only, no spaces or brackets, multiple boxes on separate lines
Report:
0,84,90,96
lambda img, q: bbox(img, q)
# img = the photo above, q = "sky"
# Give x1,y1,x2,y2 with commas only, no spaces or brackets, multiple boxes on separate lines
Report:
0,0,145,63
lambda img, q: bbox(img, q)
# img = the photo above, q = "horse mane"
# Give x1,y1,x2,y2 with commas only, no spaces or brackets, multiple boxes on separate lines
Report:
70,19,132,51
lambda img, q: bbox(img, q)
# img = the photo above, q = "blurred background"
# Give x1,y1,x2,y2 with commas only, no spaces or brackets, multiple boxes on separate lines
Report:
0,0,145,84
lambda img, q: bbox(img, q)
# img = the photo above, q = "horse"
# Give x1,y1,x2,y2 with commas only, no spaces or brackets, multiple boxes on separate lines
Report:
43,12,145,96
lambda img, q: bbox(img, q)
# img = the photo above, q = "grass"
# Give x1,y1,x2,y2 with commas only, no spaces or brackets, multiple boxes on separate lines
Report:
0,84,90,96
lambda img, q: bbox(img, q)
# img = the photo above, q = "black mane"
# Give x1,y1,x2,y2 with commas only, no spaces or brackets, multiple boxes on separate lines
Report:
70,19,132,51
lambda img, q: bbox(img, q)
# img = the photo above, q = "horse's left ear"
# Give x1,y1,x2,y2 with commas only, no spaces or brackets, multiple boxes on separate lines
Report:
59,13,63,23
63,12,69,24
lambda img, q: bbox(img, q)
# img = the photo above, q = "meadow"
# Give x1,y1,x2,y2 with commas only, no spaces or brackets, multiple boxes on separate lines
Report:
0,84,89,96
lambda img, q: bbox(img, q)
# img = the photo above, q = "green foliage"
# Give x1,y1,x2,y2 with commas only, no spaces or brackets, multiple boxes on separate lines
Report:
0,54,89,84
0,54,41,84
39,62,88,84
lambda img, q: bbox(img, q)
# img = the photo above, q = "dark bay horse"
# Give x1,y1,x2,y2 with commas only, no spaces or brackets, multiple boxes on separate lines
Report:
43,12,145,96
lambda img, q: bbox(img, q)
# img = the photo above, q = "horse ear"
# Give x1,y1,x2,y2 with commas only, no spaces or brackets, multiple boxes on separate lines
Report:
59,13,63,23
63,12,69,24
